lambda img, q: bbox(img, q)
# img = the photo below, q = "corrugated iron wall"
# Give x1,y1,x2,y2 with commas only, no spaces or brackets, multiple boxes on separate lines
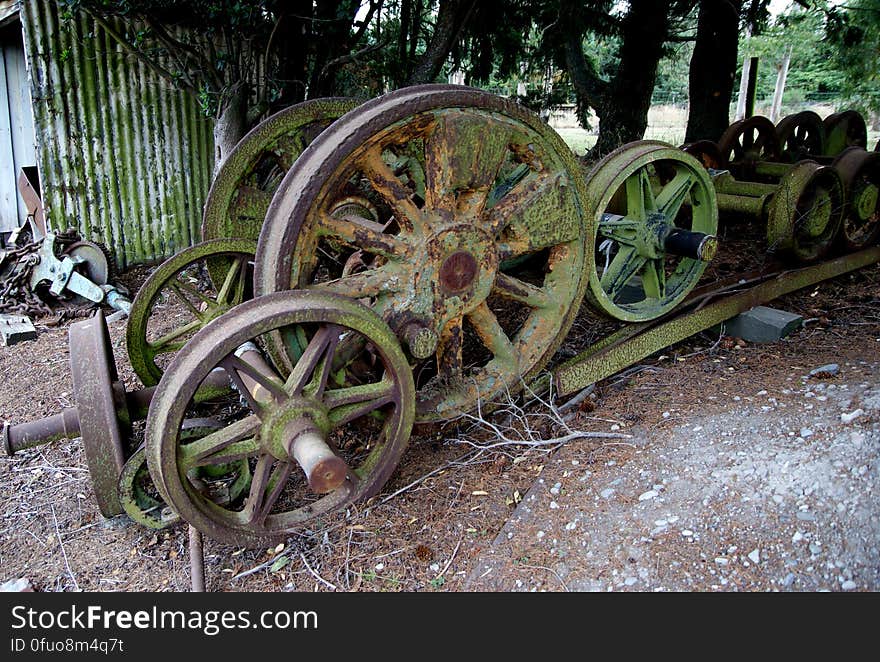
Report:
20,0,214,268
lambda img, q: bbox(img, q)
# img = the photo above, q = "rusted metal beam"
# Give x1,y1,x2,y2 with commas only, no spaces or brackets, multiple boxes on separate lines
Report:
554,245,880,396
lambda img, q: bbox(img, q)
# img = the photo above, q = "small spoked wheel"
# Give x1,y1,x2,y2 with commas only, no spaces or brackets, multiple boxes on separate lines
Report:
823,111,868,156
584,141,718,322
718,116,782,176
776,111,825,162
145,291,415,547
126,238,256,387
118,419,252,530
832,147,880,251
201,98,358,243
680,140,725,170
255,85,591,421
767,161,844,262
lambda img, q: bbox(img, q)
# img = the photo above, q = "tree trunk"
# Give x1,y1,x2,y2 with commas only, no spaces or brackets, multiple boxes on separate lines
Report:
592,0,672,155
212,84,248,176
406,0,475,85
562,0,672,157
685,0,744,142
276,0,315,106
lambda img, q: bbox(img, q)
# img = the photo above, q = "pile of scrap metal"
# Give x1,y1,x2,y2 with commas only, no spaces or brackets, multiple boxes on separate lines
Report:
0,169,131,342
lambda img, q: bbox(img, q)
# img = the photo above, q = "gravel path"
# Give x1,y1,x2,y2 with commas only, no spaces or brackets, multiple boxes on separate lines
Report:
466,355,880,591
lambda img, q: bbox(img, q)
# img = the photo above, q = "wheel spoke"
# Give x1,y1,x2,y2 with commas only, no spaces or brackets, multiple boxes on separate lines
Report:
360,146,424,233
325,380,396,428
243,455,293,525
215,256,246,305
178,416,261,470
485,172,560,236
437,315,464,379
168,282,209,321
275,134,307,171
310,264,402,299
598,215,641,245
170,277,218,308
226,353,288,401
467,301,517,369
642,258,667,300
493,272,551,308
600,246,647,301
284,325,340,396
232,185,274,221
656,169,697,224
318,211,412,261
423,113,509,219
147,318,204,353
625,169,656,220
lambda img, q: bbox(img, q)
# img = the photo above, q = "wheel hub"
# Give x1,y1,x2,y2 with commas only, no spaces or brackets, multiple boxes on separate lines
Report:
854,183,879,221
634,213,670,260
260,397,330,462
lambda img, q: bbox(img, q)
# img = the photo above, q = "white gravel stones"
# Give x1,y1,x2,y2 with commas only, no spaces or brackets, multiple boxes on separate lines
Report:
638,490,658,501
748,549,761,564
841,580,857,590
840,409,864,424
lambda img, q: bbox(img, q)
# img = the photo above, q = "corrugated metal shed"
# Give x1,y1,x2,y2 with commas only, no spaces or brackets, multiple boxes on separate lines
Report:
20,0,214,268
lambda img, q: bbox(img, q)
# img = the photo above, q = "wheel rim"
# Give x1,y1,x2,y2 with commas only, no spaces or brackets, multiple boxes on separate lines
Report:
201,98,359,243
70,311,127,516
118,419,251,530
823,111,868,156
255,85,590,421
584,141,718,322
718,116,782,176
126,238,257,387
767,161,844,262
833,147,880,250
776,111,825,162
145,291,415,547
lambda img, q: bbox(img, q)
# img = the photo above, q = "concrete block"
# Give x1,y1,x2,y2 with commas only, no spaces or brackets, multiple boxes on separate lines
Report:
0,314,36,346
719,306,803,343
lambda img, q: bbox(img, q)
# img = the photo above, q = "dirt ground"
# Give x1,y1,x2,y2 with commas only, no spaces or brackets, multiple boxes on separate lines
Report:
0,261,878,593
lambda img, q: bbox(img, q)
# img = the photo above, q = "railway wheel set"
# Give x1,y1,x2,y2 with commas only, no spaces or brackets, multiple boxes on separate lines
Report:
3,85,879,549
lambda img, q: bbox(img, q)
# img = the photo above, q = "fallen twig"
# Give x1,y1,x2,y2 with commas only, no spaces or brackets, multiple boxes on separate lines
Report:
50,504,79,592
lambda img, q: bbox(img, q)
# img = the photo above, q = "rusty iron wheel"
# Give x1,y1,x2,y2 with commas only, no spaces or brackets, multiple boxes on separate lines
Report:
126,238,257,387
823,111,868,156
680,140,726,171
201,98,359,244
832,147,880,251
776,111,825,162
718,116,782,176
118,419,251,530
584,141,718,322
69,310,128,516
255,84,591,421
767,161,844,263
145,291,415,547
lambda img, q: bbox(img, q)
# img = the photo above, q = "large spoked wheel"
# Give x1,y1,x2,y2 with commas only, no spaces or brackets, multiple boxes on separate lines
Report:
832,147,880,251
126,238,256,387
767,161,844,263
776,111,825,162
201,98,359,243
255,85,591,421
823,111,868,156
718,116,782,176
145,291,415,547
584,141,718,322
